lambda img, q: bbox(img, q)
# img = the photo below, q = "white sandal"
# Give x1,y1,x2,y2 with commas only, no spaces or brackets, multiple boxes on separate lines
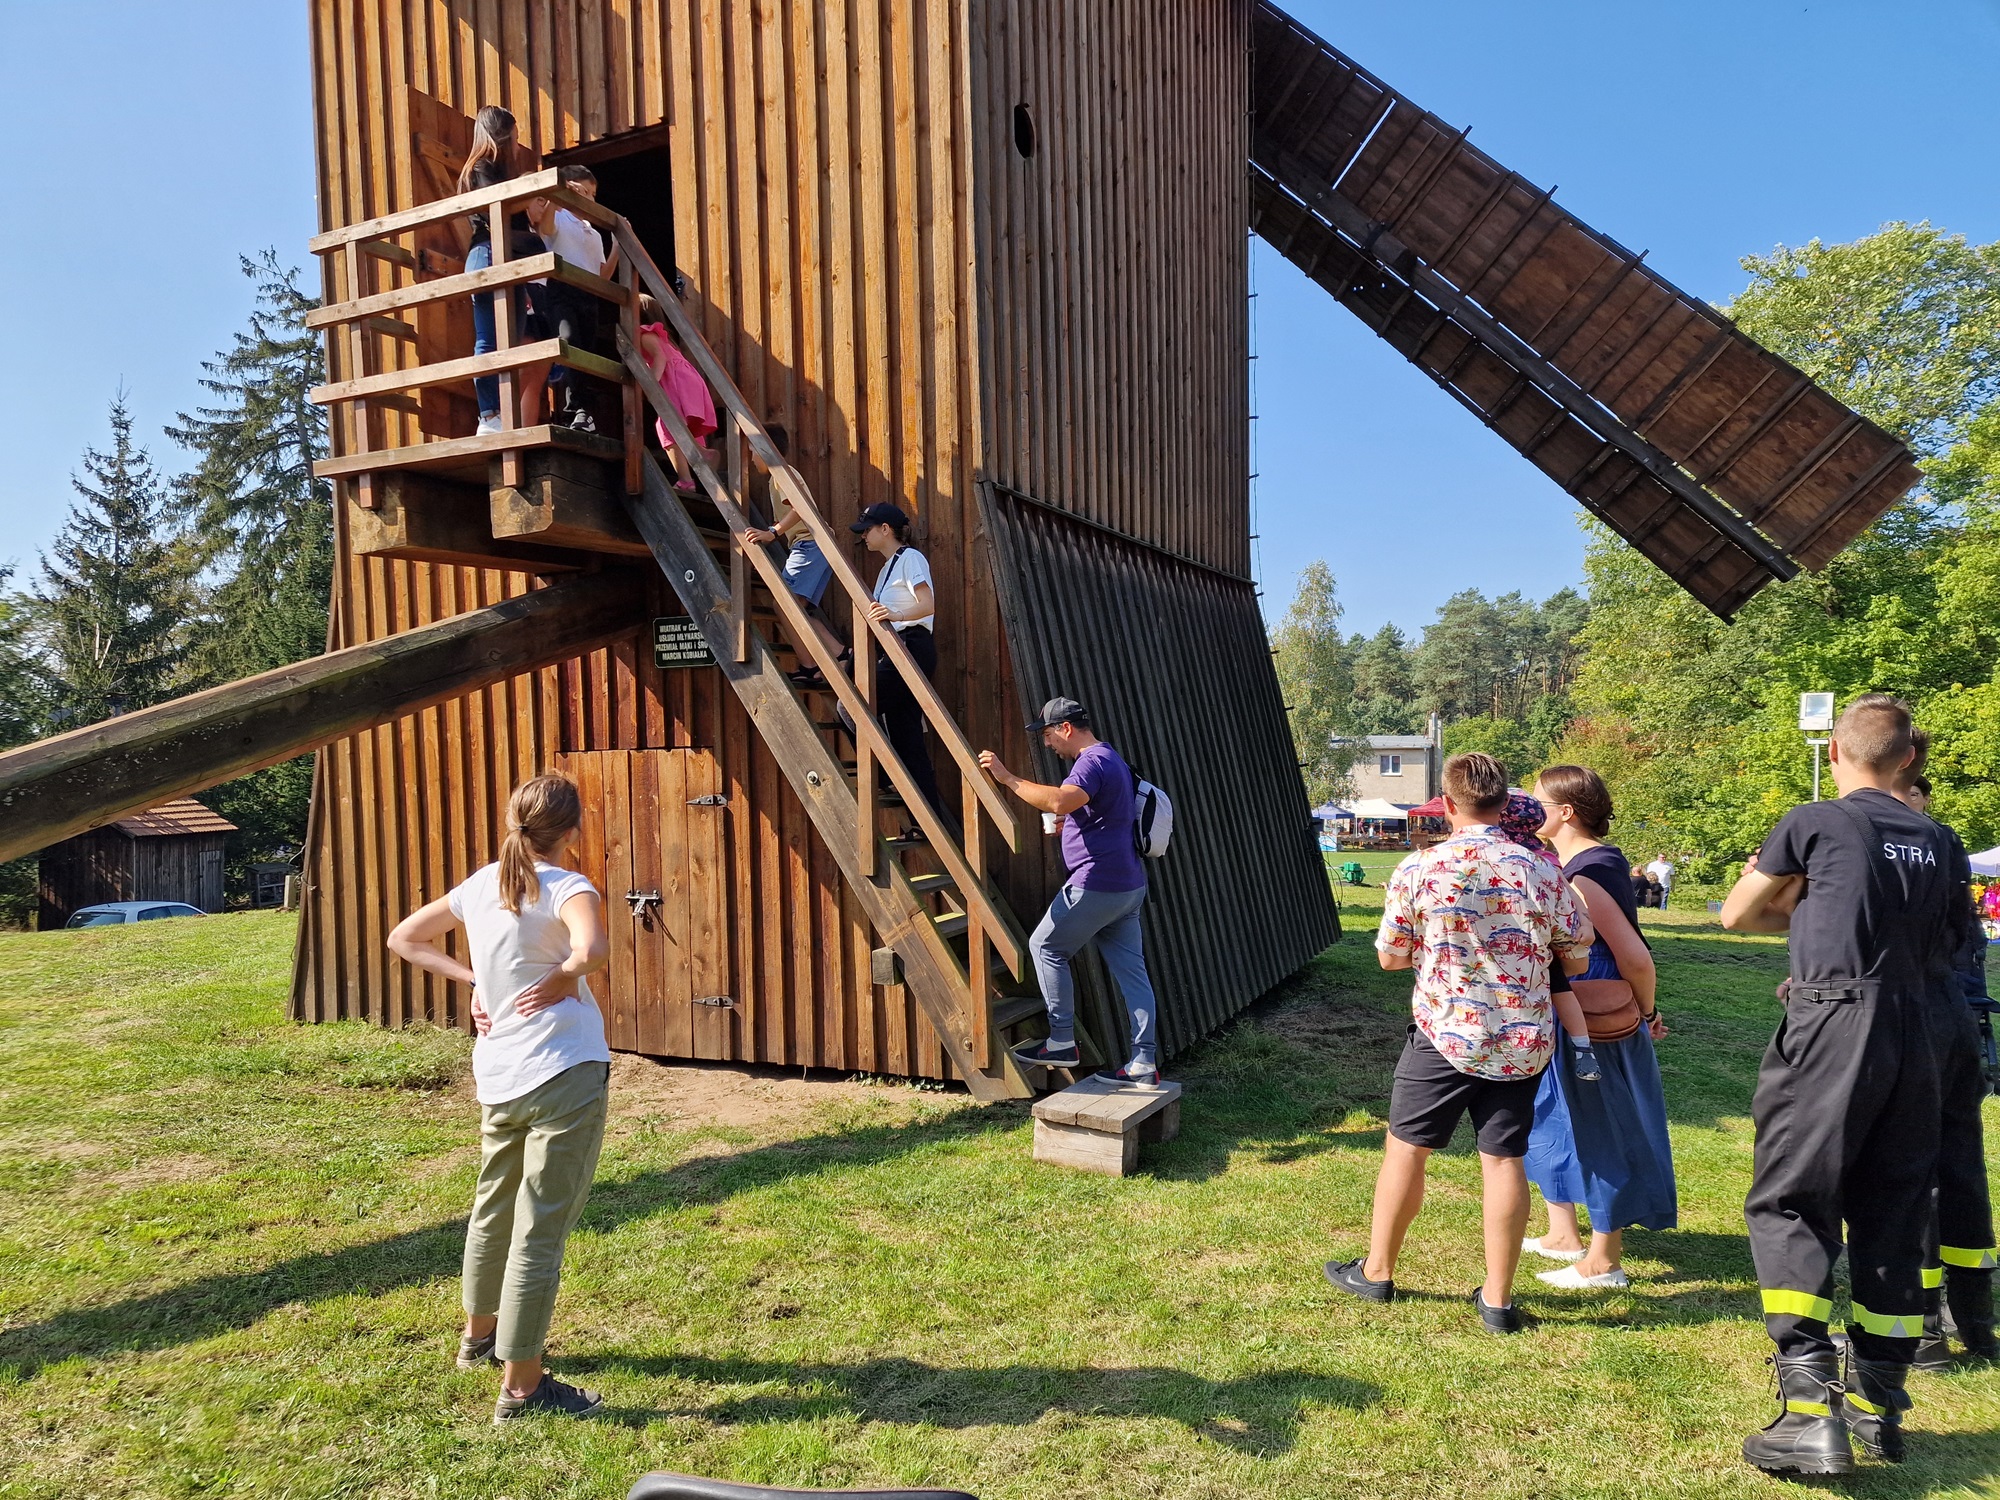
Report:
1536,1264,1629,1289
1522,1235,1585,1263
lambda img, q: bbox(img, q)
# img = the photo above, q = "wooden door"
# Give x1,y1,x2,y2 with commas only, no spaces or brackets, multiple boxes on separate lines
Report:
556,749,731,1060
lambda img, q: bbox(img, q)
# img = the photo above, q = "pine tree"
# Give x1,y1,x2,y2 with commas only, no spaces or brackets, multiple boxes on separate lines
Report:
1272,561,1358,805
168,250,333,680
33,397,196,727
165,251,334,892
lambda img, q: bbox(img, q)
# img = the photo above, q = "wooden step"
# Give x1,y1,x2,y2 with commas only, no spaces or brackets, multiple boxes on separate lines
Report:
992,994,1046,1032
907,873,955,897
934,913,969,940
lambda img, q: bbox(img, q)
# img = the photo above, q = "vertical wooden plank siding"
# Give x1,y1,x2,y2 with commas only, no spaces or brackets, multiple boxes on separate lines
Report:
300,0,1020,1081
969,0,1251,578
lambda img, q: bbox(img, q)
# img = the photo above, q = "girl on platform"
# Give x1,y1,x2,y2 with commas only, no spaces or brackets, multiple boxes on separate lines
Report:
387,773,612,1423
457,105,551,435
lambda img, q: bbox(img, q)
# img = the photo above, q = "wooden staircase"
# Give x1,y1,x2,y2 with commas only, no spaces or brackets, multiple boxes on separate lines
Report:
303,168,1039,1101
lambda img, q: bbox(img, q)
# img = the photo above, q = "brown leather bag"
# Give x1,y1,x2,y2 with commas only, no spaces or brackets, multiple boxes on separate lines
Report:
1570,977,1642,1042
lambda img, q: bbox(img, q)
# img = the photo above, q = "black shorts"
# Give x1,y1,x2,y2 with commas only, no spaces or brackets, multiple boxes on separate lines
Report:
545,283,601,349
1387,1025,1543,1158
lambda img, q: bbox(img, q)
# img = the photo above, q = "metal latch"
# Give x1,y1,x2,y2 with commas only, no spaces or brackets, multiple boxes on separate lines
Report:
693,994,735,1008
687,793,729,807
626,889,662,922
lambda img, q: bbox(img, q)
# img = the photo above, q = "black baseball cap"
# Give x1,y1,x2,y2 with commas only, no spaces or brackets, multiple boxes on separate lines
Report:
850,502,910,533
1026,696,1090,732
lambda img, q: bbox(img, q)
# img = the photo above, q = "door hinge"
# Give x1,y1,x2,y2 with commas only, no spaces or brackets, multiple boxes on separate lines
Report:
693,994,735,1008
687,793,729,807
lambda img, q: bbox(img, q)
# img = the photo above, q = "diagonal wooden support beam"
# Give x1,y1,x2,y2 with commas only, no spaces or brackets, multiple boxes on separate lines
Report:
0,573,646,864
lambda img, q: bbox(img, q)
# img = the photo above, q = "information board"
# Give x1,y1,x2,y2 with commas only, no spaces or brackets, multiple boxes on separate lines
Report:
653,618,716,670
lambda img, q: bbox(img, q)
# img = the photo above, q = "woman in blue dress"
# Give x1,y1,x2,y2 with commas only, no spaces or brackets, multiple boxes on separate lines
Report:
1522,764,1677,1288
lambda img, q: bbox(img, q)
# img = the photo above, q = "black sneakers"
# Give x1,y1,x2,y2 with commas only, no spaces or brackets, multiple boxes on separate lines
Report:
1323,1258,1395,1303
493,1373,606,1424
1012,1039,1081,1069
1472,1287,1524,1333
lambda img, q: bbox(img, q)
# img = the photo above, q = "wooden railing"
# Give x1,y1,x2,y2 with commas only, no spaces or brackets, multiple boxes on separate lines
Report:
608,218,1028,1012
305,167,631,501
303,170,1026,1047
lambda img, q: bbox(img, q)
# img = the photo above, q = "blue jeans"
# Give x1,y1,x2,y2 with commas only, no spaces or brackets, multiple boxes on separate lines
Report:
467,239,499,417
1031,884,1157,1069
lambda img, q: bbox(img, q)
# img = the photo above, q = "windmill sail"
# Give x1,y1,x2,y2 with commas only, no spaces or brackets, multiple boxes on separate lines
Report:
1250,1,1920,618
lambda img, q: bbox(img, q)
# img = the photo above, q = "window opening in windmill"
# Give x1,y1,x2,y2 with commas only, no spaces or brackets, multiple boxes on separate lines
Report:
1013,103,1037,159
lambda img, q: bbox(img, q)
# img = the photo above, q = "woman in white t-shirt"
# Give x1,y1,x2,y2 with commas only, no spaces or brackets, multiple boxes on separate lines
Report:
387,773,613,1424
850,500,943,818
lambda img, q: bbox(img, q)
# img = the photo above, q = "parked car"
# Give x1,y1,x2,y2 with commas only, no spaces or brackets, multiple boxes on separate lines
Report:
65,902,206,928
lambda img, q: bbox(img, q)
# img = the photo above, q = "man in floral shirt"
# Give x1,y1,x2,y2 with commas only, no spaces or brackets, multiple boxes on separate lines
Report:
1325,752,1590,1332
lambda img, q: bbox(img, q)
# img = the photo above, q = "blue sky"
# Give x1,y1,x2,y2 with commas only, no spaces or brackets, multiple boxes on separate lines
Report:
3,1,1997,642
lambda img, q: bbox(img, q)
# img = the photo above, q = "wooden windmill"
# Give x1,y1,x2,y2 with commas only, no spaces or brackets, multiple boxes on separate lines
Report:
0,1,1917,1100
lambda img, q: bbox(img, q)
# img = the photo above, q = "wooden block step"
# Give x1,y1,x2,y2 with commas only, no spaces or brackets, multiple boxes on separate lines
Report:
1031,1076,1182,1177
883,833,928,849
907,873,955,897
934,913,968,940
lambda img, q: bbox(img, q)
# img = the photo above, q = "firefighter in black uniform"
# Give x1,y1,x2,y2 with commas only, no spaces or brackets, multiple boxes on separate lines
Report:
1722,695,1956,1475
1895,754,1998,1370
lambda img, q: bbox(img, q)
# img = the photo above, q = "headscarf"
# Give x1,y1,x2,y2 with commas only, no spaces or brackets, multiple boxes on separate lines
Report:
1496,791,1549,855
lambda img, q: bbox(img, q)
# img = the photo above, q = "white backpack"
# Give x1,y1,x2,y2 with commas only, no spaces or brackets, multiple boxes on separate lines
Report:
1132,770,1175,858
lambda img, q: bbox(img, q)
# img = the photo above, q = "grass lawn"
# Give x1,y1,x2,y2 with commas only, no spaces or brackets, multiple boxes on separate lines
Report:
1,885,1996,1499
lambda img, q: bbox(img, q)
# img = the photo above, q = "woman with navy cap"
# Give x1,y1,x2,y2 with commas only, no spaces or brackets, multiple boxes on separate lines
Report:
851,502,943,819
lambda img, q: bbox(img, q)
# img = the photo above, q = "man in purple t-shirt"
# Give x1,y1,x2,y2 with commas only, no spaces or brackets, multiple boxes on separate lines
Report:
978,697,1162,1088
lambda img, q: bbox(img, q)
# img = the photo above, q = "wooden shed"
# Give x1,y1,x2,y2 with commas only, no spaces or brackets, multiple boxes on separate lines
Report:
0,3,1913,1100
38,799,235,930
268,0,1918,1101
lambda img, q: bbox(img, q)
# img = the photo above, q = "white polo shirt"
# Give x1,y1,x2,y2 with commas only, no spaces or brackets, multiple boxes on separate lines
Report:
873,546,933,632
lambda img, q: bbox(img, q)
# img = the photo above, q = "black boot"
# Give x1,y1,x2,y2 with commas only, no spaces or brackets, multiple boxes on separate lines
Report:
1946,1268,1999,1359
1742,1352,1853,1476
1839,1348,1912,1463
1912,1287,1955,1371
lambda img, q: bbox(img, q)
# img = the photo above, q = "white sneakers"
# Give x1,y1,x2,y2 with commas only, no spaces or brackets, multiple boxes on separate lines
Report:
476,413,503,436
1536,1264,1630,1290
1522,1235,1585,1263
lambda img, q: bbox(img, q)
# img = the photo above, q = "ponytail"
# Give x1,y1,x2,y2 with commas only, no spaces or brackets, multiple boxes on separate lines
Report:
457,105,518,193
497,773,583,914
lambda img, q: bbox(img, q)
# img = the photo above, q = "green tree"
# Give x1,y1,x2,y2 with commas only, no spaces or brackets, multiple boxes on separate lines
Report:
169,251,333,680
1560,223,2000,872
1272,561,1357,805
166,252,334,891
1350,622,1419,734
0,571,42,927
32,397,198,728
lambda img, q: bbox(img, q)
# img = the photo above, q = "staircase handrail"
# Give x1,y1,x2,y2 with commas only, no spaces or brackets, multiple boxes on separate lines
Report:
623,342,1025,976
607,219,1022,854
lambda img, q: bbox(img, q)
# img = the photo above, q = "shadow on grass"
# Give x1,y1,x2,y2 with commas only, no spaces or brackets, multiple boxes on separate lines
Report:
0,1104,1026,1379
578,1353,1377,1456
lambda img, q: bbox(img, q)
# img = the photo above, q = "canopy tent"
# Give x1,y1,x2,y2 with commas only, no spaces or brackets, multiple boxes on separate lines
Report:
1312,802,1352,822
1408,795,1449,818
1970,847,2000,878
1347,797,1409,822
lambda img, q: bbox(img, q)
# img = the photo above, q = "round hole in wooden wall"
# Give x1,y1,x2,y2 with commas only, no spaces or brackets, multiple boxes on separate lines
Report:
1012,103,1036,159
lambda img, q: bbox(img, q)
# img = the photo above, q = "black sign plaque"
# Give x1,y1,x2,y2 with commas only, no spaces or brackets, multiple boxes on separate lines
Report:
653,617,715,670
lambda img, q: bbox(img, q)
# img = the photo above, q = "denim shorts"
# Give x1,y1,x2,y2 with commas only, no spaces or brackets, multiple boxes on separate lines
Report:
782,536,832,607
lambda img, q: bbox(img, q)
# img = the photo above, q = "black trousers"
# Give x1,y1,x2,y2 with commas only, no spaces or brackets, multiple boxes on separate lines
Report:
1928,997,1997,1301
1745,983,1940,1362
875,625,942,821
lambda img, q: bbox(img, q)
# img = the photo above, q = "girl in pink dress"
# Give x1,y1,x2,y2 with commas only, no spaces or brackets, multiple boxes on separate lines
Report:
637,292,717,491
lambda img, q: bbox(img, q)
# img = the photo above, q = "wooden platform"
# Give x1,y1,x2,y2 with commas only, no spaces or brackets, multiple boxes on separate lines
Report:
313,423,625,485
1030,1075,1182,1177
